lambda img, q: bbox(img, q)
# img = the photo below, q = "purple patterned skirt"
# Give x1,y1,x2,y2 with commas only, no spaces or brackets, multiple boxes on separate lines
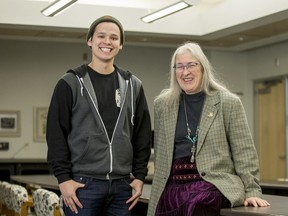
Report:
155,157,230,216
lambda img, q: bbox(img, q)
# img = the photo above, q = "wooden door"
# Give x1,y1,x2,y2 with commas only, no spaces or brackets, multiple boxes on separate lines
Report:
254,79,286,180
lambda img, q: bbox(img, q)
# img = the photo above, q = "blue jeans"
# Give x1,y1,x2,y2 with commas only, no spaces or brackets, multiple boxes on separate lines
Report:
64,175,132,216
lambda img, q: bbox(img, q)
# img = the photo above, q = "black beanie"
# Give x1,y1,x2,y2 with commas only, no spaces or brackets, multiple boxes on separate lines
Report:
86,15,125,45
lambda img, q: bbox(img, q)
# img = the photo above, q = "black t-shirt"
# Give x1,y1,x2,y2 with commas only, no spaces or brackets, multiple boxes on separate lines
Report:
87,66,120,140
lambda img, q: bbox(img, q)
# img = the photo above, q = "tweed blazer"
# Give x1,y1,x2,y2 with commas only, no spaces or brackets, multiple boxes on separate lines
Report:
147,90,262,216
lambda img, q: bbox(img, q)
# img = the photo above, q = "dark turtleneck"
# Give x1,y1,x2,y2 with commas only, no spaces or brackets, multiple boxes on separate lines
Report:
174,91,205,159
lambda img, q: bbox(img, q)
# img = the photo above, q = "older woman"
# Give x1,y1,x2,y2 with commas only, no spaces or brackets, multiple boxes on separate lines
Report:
148,42,270,216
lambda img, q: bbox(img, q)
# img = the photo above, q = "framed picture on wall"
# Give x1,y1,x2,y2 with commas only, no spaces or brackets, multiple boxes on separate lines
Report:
0,110,21,137
33,107,48,142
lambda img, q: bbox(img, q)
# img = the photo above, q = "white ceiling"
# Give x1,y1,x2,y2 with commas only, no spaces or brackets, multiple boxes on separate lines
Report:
1,0,288,51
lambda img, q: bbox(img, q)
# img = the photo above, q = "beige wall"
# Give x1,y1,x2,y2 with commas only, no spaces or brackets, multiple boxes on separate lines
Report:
0,38,288,159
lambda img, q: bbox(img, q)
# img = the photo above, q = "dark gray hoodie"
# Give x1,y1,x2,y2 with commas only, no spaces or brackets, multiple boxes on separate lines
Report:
46,64,151,183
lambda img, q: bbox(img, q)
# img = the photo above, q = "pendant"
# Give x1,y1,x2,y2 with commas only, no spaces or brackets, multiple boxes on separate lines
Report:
187,127,191,137
190,144,196,163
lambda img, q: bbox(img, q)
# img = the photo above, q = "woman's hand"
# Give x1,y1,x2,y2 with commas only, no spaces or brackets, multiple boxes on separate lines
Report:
244,197,270,207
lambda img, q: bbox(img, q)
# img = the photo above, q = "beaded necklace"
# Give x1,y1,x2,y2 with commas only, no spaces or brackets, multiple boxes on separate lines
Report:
183,96,199,163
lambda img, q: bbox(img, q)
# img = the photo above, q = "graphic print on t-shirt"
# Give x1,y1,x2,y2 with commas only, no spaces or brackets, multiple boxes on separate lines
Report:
115,88,121,108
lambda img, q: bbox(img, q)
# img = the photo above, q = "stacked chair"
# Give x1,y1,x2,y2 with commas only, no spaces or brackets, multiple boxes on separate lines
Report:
0,181,33,216
0,181,64,216
32,188,62,216
0,181,10,214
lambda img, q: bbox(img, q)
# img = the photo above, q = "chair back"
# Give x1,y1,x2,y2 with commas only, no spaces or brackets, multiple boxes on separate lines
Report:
9,183,33,216
32,188,61,216
0,181,12,205
0,181,7,214
0,182,33,216
10,184,29,213
0,181,13,215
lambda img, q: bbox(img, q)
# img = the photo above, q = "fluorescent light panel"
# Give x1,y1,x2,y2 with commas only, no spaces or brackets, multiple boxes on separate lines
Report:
141,1,190,23
41,0,78,17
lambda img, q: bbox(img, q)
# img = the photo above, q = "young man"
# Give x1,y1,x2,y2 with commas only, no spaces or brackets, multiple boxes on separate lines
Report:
46,15,152,216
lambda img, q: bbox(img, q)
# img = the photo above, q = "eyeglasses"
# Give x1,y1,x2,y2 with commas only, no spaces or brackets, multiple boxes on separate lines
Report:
173,62,200,73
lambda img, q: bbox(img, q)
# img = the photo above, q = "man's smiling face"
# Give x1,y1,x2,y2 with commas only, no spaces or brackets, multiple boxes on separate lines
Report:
87,22,122,63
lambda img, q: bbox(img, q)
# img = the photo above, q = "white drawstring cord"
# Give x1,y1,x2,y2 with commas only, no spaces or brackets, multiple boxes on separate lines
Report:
76,75,84,96
130,79,134,125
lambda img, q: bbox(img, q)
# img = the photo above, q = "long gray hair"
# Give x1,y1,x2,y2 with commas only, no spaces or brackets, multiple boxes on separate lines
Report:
156,42,229,106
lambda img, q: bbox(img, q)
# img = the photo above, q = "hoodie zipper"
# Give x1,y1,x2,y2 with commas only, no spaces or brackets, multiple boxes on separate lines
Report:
76,75,129,179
